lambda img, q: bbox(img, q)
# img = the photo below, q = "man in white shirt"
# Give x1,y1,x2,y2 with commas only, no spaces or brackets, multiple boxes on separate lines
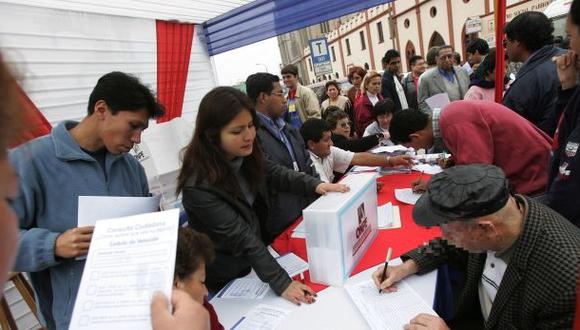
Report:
381,49,409,112
300,119,411,182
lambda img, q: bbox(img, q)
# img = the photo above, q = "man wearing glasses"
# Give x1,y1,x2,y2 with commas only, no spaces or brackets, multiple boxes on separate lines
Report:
245,72,319,239
502,11,564,136
418,45,470,113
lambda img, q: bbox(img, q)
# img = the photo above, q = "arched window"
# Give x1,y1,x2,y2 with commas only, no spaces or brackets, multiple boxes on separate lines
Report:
429,31,445,48
405,40,416,72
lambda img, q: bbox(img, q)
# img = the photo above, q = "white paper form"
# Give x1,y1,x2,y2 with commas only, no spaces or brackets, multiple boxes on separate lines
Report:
276,253,309,277
394,188,422,205
425,93,450,111
78,195,161,227
231,304,291,330
69,209,179,330
412,164,443,175
345,279,437,330
377,203,402,229
370,145,409,154
216,279,269,299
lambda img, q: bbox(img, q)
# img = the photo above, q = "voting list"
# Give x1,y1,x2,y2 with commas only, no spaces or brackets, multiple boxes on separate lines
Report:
70,209,179,330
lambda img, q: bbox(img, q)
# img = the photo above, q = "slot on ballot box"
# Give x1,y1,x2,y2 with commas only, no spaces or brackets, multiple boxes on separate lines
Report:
303,172,378,286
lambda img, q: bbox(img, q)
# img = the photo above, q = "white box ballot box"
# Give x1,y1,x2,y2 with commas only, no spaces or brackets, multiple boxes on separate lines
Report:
303,173,379,286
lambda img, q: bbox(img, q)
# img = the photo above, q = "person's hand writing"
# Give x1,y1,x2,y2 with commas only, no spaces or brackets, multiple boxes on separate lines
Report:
316,183,349,195
411,179,428,193
372,260,418,293
390,155,412,167
281,281,317,305
55,226,94,258
404,314,449,330
151,290,209,330
555,51,579,90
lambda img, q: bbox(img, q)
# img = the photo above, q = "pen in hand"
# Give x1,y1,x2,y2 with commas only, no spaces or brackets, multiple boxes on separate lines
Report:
378,247,393,294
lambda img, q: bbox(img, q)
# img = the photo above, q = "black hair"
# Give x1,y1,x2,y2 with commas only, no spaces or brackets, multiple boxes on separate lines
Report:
174,227,215,281
325,80,340,92
426,46,440,66
409,55,424,66
300,118,332,143
87,71,164,118
480,48,497,78
466,38,490,56
389,110,430,144
382,49,401,65
572,0,580,26
281,64,299,76
245,72,280,102
437,45,454,57
176,86,264,196
503,11,553,52
453,52,461,64
372,98,396,120
325,107,349,130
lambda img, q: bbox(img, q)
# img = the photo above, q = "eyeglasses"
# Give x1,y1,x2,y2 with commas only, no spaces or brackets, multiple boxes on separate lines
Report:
270,91,285,97
339,121,351,128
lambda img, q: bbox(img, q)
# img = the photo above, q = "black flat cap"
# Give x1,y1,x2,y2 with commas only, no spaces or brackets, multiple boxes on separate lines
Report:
413,164,510,226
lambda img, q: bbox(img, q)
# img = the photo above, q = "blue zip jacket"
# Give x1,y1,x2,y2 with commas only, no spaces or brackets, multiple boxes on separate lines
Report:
10,121,149,329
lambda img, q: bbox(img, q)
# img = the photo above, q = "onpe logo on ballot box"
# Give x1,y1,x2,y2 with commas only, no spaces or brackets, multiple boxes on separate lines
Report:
303,173,378,286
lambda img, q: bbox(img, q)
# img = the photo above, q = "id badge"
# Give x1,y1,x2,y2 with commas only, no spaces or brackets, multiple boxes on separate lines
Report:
288,103,296,113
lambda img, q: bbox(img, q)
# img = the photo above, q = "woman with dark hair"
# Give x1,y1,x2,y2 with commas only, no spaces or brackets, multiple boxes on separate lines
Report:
363,99,395,146
325,106,383,152
174,227,223,330
176,87,348,304
464,49,507,102
347,66,367,106
321,80,351,115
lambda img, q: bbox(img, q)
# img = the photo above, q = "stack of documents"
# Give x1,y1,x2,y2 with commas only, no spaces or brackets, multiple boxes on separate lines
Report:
377,203,401,229
412,164,443,175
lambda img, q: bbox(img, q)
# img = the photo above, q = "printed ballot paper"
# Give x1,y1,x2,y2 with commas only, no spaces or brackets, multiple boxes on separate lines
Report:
231,304,291,330
216,279,270,299
345,279,437,330
69,209,179,330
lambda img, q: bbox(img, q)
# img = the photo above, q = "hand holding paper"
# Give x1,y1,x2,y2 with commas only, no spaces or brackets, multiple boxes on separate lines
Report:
150,290,209,330
55,226,94,258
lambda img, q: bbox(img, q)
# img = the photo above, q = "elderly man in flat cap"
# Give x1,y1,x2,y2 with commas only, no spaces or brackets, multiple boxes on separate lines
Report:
372,164,580,330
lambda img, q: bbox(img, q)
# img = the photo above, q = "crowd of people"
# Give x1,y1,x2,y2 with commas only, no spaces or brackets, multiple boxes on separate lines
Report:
1,4,580,330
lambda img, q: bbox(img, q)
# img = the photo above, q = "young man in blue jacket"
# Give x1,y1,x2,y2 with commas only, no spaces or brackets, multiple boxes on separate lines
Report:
10,72,164,329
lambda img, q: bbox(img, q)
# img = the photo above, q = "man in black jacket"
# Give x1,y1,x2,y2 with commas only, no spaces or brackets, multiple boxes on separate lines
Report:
502,11,564,136
246,72,318,238
373,164,580,329
381,49,409,112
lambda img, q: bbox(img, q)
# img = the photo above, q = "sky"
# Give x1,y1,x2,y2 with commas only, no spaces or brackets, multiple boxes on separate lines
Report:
211,37,283,86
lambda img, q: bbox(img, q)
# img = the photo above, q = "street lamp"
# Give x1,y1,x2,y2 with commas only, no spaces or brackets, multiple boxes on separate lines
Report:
256,63,268,72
